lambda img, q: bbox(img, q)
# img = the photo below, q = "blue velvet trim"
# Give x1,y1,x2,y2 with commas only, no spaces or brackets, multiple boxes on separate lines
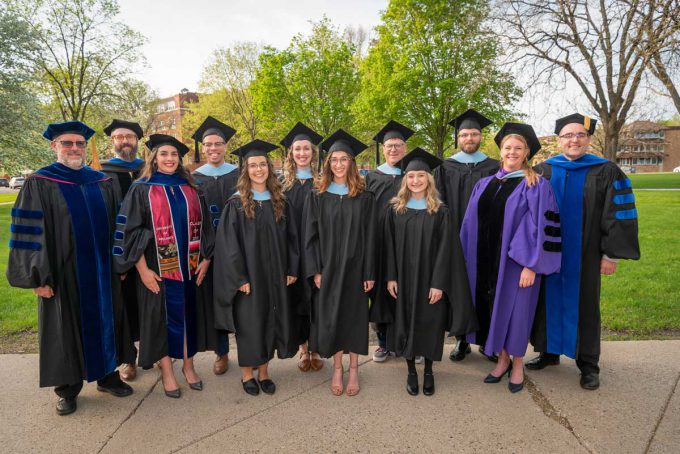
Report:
613,193,635,205
57,181,116,381
116,215,127,224
615,208,638,220
36,162,107,184
164,280,198,359
114,230,125,240
9,240,42,251
106,157,144,170
11,208,43,219
135,172,188,186
209,204,219,214
613,178,632,190
112,245,124,256
212,218,219,227
10,224,43,235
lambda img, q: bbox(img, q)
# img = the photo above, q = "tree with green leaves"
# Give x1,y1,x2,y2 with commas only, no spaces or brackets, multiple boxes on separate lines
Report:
353,0,520,158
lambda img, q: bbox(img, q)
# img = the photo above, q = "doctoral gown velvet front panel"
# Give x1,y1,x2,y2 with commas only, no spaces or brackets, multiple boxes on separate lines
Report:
192,169,238,352
7,172,135,387
383,205,477,361
213,196,300,367
303,190,376,357
461,176,562,357
112,181,215,368
530,161,640,358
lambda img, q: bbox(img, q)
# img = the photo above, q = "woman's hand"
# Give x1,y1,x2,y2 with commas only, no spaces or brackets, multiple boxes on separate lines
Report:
519,267,536,288
387,280,398,299
239,283,251,294
195,259,211,286
364,280,375,293
314,273,322,289
136,257,162,294
428,288,443,304
286,276,297,286
34,285,54,298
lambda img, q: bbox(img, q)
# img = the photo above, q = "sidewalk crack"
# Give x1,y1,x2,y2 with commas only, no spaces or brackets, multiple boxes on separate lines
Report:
644,368,680,453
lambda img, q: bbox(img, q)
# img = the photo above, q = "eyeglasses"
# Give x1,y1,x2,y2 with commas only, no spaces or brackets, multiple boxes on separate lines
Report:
111,134,138,142
247,162,268,170
559,133,589,140
330,157,351,164
203,141,226,148
458,132,481,139
384,143,404,150
55,140,87,149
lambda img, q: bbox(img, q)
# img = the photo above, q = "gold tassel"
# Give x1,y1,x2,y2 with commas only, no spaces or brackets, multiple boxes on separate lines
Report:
584,116,591,132
90,137,101,170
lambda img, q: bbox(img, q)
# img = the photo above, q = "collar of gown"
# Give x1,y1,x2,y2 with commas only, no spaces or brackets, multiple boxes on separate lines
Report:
194,162,237,176
327,182,349,195
450,150,488,164
406,197,427,210
377,163,402,175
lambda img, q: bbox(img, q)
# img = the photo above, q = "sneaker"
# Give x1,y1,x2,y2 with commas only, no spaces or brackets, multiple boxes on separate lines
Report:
373,347,389,362
415,356,424,364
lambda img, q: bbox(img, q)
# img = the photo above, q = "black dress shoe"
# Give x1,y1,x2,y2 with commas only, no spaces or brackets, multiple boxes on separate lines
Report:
406,372,419,396
182,370,203,391
423,373,435,396
242,378,260,396
97,379,134,397
164,388,181,398
258,378,276,395
479,346,499,363
508,380,524,393
449,340,472,362
580,373,600,390
56,397,77,416
525,353,560,370
484,362,512,383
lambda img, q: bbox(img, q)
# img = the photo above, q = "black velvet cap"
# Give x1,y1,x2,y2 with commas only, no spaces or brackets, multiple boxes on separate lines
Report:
191,116,236,143
320,129,368,158
104,119,143,139
494,122,541,159
146,134,190,157
43,121,95,141
372,120,415,144
448,109,493,147
554,113,597,135
280,122,323,148
231,139,278,160
396,147,442,173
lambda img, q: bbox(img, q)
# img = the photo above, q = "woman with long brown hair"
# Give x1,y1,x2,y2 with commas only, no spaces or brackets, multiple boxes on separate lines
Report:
384,148,476,397
303,129,376,397
460,123,562,393
113,134,214,399
213,140,300,396
279,122,325,373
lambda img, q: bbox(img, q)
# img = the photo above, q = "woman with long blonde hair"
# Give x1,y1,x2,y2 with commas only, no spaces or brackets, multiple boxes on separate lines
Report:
384,148,477,397
213,140,300,397
279,122,325,373
460,123,562,393
303,129,376,397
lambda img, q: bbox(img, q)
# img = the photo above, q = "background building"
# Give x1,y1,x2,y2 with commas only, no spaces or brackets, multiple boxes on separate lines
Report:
616,121,680,173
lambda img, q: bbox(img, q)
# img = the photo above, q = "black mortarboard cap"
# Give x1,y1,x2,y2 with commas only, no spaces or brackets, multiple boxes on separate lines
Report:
395,147,442,173
372,120,415,144
494,122,542,160
191,116,237,163
280,122,323,148
448,109,493,147
103,119,144,139
320,129,368,158
554,113,597,135
146,134,190,157
231,139,278,160
43,120,95,141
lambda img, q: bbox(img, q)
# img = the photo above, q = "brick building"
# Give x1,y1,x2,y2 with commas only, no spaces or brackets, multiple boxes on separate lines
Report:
616,121,680,173
147,89,198,163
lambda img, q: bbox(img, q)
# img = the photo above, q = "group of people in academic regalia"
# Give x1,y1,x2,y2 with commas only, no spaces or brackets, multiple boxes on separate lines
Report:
7,107,639,415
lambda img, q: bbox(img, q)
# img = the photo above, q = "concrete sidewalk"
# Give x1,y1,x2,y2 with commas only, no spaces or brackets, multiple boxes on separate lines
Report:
1,341,678,453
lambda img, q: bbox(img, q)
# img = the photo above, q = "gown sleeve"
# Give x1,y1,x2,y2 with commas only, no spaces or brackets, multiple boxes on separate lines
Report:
212,199,248,332
6,178,52,289
199,193,215,260
362,193,377,282
383,208,397,282
285,200,300,278
600,166,641,260
433,165,447,205
508,178,562,275
112,184,153,274
302,191,321,280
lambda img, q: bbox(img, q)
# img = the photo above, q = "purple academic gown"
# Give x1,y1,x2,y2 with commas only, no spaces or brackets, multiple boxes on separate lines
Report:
460,171,562,357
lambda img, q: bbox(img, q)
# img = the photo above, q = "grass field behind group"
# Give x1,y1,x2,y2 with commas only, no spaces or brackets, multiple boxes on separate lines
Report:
0,181,679,351
628,172,680,189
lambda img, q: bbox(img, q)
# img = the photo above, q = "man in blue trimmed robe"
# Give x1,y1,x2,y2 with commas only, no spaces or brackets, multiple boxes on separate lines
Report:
6,121,135,415
528,113,640,390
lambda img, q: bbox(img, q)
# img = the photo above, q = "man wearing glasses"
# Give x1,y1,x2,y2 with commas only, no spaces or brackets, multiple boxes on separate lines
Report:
528,113,640,390
7,121,135,415
434,109,499,362
101,119,146,381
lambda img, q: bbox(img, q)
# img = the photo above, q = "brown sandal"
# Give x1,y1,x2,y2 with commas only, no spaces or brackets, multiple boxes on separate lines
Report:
297,351,311,372
331,365,344,396
310,352,324,371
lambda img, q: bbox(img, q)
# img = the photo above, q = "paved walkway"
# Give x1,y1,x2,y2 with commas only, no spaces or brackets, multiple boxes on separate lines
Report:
1,340,678,453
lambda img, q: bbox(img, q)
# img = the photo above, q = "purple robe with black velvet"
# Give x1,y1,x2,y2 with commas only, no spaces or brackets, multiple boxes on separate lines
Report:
460,171,562,357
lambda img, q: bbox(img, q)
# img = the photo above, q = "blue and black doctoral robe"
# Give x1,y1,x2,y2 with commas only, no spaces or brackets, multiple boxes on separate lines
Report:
6,163,135,387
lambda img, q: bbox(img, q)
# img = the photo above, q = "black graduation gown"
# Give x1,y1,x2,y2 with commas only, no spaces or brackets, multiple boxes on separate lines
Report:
384,205,477,361
192,168,239,352
364,170,403,324
303,189,376,357
112,181,215,368
434,157,500,229
213,195,301,367
101,158,144,343
283,177,315,342
6,168,135,387
530,161,640,360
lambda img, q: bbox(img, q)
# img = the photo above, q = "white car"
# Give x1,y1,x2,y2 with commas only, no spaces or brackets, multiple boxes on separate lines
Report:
9,176,25,189
673,166,680,173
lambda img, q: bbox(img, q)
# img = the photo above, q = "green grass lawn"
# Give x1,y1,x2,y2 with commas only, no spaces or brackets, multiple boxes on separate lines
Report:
0,193,18,203
629,172,680,189
0,191,678,350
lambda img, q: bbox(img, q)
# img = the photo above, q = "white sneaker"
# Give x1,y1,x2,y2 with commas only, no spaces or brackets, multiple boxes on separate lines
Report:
373,347,389,362
415,356,424,364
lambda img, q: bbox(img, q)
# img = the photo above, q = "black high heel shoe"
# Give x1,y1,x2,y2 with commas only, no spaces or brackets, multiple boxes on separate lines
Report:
182,369,203,391
406,372,419,396
508,367,525,393
483,362,512,383
161,374,181,398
